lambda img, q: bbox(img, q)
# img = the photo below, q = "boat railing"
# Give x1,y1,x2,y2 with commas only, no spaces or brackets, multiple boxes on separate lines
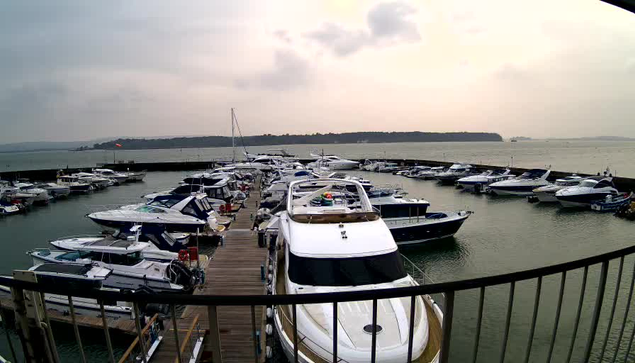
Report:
2,242,635,363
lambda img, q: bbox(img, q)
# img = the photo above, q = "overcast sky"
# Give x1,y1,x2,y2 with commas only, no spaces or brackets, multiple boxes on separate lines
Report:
1,0,634,143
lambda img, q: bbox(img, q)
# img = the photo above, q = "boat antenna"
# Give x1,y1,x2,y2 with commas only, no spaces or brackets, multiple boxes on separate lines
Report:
231,108,236,163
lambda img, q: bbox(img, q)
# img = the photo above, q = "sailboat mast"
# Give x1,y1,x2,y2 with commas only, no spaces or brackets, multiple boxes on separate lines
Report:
231,108,236,163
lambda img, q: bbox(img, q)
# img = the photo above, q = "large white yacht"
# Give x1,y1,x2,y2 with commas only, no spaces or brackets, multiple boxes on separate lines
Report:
434,163,473,185
555,177,619,208
488,169,551,196
93,168,129,185
269,179,442,363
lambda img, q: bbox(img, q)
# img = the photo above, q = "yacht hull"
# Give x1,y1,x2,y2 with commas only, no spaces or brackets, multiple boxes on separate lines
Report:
534,190,558,202
556,192,612,208
488,184,545,196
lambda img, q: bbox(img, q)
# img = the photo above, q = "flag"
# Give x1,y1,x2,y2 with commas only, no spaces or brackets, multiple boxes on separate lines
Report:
115,143,122,148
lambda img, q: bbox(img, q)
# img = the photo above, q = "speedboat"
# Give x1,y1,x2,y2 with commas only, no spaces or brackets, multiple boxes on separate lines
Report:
435,163,473,185
268,179,443,363
488,169,551,196
87,194,217,232
125,170,147,182
376,162,401,173
0,200,22,215
93,168,129,185
456,169,514,192
28,241,202,293
49,225,189,256
532,175,583,203
415,166,445,180
555,177,619,208
403,166,432,178
35,183,71,199
57,175,93,193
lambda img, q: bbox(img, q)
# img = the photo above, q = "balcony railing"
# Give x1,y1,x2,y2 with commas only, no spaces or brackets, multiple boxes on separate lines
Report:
0,243,634,362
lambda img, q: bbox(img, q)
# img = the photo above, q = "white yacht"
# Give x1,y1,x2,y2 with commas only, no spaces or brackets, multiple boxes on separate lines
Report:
456,169,514,192
488,169,551,196
435,163,473,185
532,175,583,203
415,167,445,180
87,194,217,232
28,239,201,293
34,183,71,199
555,177,619,208
269,179,442,363
93,168,129,185
308,153,360,170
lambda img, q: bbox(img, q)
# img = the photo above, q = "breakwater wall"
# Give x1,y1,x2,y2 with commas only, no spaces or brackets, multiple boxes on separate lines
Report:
2,158,635,191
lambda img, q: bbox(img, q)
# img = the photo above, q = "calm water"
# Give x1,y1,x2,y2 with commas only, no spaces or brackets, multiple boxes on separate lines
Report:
0,170,633,362
4,140,635,177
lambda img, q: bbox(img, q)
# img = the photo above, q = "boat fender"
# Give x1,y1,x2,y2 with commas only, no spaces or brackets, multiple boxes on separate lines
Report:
260,264,266,281
266,307,273,318
268,273,273,281
265,324,273,336
265,346,272,359
268,265,273,272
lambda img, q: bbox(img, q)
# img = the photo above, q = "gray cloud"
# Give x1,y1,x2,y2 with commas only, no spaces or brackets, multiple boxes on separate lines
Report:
273,29,293,44
237,50,311,90
304,23,370,56
303,1,421,57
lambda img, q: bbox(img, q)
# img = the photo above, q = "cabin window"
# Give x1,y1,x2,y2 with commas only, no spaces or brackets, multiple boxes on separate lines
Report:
104,252,142,266
288,251,407,286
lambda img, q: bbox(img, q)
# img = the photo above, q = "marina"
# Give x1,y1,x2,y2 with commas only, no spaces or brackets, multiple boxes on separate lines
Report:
0,149,634,362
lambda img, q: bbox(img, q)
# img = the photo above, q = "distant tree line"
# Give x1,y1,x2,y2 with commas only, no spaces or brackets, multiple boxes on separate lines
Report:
92,131,503,150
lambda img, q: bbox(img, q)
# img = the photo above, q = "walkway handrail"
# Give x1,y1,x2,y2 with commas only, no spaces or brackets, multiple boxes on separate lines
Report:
5,243,635,306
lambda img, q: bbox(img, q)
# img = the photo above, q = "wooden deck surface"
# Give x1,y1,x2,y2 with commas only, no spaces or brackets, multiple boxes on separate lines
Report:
153,188,268,363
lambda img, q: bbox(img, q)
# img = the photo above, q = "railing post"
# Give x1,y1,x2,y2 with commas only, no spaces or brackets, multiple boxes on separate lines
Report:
67,296,87,363
566,266,588,363
250,305,258,363
207,305,223,363
499,282,515,363
39,293,60,363
600,256,624,361
583,261,609,361
10,287,38,363
439,290,455,363
171,304,182,363
471,287,485,363
613,260,635,362
133,303,147,363
100,301,116,363
333,302,338,363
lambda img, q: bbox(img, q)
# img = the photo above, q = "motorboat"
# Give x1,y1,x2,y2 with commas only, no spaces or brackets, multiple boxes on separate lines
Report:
34,182,71,199
230,155,280,171
415,166,445,180
17,263,111,289
87,194,217,232
28,241,202,293
57,175,93,193
93,168,129,185
456,169,514,192
370,190,471,245
49,225,188,257
359,159,382,171
435,163,473,185
376,162,401,173
555,177,619,208
268,179,443,363
402,166,432,178
126,170,147,182
308,153,359,170
0,200,22,215
532,175,583,203
591,192,633,212
13,182,50,205
488,169,551,196
72,172,111,189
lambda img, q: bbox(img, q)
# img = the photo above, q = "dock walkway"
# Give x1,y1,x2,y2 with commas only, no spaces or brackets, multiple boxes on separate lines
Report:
153,192,268,363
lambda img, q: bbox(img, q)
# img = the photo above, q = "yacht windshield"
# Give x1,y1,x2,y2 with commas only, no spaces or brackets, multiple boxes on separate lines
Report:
136,205,166,213
579,180,598,187
519,170,545,179
288,251,407,286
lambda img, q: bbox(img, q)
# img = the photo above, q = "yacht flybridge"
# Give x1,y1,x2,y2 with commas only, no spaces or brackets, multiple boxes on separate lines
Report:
268,179,442,363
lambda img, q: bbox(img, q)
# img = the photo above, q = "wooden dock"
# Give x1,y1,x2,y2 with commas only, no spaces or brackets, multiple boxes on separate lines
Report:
152,192,268,363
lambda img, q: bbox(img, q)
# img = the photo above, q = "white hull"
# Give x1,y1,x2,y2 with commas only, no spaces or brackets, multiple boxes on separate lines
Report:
534,191,558,202
489,188,535,196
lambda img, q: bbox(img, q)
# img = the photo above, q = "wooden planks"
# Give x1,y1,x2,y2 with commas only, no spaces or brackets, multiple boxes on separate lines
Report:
154,184,268,363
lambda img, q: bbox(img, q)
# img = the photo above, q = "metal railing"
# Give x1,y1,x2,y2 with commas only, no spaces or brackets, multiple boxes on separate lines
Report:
1,243,635,362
